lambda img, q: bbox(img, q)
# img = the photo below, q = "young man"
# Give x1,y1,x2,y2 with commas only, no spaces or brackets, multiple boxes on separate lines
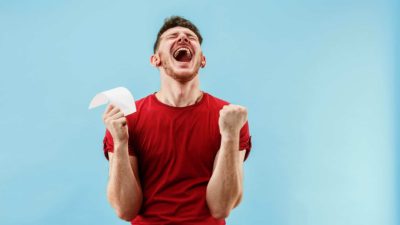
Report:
102,16,252,225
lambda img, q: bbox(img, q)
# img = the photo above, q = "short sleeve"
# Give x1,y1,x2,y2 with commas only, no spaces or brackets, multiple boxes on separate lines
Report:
103,129,136,160
239,121,252,161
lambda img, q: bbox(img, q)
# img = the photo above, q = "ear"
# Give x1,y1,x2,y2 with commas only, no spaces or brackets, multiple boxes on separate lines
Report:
201,55,206,68
150,54,161,67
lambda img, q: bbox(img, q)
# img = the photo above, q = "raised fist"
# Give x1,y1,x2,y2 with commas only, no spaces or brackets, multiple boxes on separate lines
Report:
218,104,248,138
102,104,128,145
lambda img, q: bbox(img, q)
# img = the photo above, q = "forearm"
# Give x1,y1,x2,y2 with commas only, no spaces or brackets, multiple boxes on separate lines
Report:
206,134,243,218
107,142,142,220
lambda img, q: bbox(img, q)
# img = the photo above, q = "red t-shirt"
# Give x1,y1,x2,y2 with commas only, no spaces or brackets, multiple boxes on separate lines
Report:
103,92,252,225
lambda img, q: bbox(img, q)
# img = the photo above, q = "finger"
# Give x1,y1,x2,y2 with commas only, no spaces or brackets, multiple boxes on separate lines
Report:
238,105,246,111
107,106,121,117
105,104,114,114
221,105,229,111
238,105,247,112
226,104,237,111
110,111,124,120
115,117,127,126
103,104,114,120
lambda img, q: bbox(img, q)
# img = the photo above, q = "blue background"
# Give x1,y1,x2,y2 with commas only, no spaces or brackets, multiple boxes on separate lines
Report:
0,0,398,225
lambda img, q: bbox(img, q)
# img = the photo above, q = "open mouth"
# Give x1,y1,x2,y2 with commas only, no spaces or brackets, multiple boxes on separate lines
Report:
173,47,192,62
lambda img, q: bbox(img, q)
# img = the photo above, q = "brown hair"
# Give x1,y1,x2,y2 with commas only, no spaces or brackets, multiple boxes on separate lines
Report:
153,16,203,53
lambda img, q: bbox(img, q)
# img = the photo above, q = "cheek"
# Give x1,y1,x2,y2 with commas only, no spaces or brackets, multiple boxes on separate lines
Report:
158,44,171,56
159,52,171,63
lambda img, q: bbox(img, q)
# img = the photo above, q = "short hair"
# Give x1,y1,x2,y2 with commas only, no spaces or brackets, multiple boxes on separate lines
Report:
153,16,203,53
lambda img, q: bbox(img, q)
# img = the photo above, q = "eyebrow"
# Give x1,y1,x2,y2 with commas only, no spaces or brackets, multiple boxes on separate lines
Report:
164,31,197,38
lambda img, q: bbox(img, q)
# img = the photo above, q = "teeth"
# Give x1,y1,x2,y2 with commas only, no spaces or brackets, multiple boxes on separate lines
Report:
174,47,191,58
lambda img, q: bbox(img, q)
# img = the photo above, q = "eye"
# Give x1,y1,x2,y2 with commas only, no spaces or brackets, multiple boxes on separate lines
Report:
166,34,178,39
186,34,196,40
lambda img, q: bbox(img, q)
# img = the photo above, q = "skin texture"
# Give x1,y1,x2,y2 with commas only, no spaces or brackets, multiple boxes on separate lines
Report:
104,26,248,221
103,105,142,221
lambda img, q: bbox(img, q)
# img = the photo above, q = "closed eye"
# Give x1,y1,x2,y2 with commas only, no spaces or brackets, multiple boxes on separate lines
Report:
186,34,198,41
167,34,178,39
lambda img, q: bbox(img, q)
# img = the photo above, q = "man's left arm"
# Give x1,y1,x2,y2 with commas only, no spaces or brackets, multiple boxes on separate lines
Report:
206,104,248,219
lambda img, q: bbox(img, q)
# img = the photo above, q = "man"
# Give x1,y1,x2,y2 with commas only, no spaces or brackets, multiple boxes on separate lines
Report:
102,16,252,225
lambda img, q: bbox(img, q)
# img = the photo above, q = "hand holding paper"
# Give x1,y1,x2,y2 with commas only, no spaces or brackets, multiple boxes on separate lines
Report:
89,87,136,116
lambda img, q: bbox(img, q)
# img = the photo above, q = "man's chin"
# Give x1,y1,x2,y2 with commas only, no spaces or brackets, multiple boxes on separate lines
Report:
169,69,198,82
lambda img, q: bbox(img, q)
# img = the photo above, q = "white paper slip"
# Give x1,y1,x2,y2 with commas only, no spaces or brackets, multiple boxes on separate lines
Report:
89,87,136,116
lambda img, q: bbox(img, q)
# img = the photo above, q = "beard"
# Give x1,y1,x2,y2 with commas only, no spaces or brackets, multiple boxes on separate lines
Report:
160,54,201,83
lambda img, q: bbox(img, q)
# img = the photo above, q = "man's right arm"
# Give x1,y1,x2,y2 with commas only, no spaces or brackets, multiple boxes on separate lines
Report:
103,104,143,221
107,149,142,221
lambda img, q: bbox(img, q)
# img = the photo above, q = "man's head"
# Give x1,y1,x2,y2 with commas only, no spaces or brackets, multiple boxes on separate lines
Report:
151,16,206,83
153,16,203,53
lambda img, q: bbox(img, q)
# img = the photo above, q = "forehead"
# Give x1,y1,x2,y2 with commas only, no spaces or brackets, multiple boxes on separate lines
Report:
161,26,197,37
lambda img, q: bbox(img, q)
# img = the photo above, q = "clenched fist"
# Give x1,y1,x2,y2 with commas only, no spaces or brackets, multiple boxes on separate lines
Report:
103,104,128,145
218,104,248,138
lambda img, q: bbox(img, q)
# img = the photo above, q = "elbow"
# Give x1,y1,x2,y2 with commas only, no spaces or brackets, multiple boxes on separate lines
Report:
208,191,243,219
107,188,142,222
116,208,138,221
108,194,142,221
207,198,233,220
233,192,243,208
112,200,142,222
210,208,231,219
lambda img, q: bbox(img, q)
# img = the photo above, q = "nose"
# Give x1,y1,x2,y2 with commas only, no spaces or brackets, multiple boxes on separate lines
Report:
177,33,189,43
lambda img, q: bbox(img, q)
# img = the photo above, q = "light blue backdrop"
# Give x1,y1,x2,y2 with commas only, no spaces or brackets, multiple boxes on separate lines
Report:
0,0,398,225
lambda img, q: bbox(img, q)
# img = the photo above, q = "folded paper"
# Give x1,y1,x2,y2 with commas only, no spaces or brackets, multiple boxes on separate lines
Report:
89,87,136,116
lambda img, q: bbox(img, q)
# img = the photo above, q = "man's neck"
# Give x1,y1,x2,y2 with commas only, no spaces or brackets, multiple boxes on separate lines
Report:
156,74,203,107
